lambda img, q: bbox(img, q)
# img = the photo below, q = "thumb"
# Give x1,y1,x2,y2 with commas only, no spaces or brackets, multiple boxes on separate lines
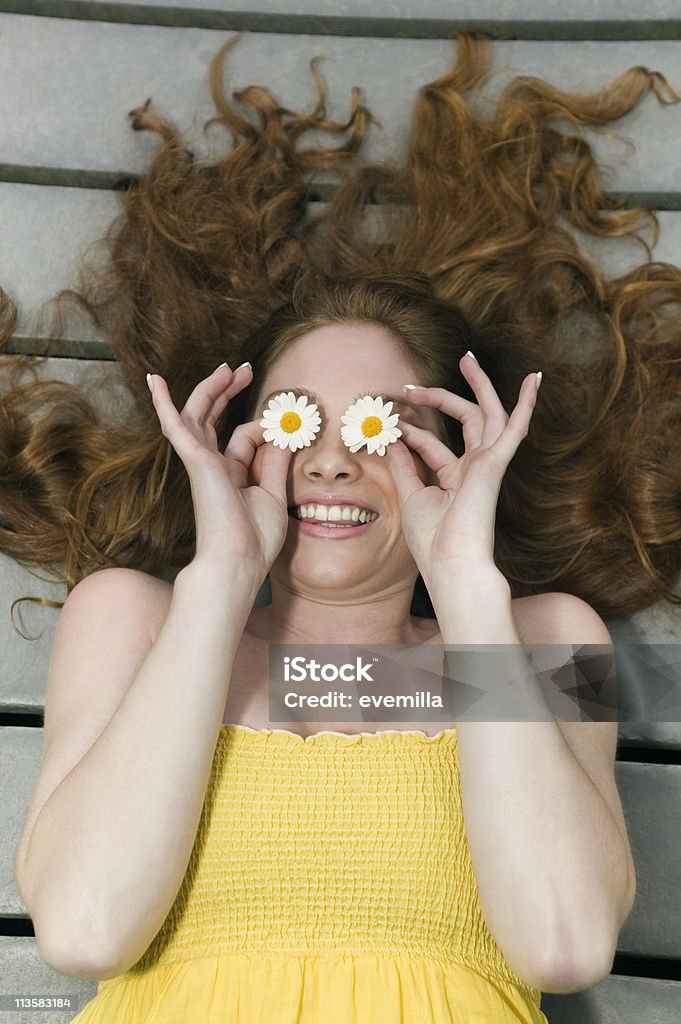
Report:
384,438,424,508
258,440,293,505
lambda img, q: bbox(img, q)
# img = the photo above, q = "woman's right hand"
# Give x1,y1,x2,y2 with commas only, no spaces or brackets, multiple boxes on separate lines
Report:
147,363,293,583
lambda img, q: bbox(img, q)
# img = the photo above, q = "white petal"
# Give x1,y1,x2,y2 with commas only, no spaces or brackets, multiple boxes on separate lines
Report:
343,409,363,424
352,398,371,416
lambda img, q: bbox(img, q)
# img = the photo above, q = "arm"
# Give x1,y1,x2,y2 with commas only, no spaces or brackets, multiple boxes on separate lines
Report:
432,566,635,995
18,560,260,981
17,359,287,980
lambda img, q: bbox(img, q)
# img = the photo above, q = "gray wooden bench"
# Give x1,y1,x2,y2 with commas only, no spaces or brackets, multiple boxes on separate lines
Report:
1,2,680,1021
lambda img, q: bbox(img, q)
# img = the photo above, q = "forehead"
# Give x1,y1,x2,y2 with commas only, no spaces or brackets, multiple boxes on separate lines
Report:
258,323,444,432
265,322,416,378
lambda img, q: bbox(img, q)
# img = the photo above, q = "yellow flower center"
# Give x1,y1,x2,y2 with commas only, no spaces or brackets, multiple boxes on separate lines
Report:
361,415,383,438
280,411,302,434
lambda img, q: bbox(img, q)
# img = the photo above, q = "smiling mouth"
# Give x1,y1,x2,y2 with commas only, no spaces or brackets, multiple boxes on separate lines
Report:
287,508,379,530
287,507,379,525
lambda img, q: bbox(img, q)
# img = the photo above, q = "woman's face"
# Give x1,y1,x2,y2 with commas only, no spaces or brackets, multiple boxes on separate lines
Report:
247,322,445,602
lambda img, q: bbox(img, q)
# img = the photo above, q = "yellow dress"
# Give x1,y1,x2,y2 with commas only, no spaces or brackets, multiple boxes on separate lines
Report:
68,725,550,1023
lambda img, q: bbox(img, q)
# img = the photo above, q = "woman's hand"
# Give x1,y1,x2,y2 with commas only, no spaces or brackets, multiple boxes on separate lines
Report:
148,363,292,581
385,353,540,590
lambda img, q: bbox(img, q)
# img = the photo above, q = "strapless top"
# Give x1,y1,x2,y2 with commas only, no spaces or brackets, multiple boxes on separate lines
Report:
68,724,549,1023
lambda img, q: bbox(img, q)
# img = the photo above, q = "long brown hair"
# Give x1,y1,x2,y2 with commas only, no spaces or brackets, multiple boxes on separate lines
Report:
2,30,681,637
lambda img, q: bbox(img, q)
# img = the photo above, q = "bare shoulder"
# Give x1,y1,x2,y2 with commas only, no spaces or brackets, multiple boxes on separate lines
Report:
74,567,175,644
510,590,613,646
422,591,610,646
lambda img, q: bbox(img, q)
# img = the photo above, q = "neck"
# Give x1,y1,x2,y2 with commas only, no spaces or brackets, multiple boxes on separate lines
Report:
248,576,431,647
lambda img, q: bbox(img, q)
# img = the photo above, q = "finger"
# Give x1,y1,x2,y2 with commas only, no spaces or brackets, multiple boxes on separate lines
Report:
183,362,251,425
148,374,206,463
490,373,539,464
258,435,294,506
384,435,428,507
457,353,510,446
224,419,293,505
203,362,253,426
222,419,266,475
396,420,458,477
403,384,485,449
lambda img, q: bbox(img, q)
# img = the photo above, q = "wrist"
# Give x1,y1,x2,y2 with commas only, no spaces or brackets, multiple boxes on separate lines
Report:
177,558,264,605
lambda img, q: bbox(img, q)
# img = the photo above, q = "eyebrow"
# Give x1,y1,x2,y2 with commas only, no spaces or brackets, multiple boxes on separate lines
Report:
260,387,426,420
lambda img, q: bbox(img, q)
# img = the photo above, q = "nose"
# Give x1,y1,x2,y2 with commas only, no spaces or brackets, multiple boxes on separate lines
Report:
298,417,363,481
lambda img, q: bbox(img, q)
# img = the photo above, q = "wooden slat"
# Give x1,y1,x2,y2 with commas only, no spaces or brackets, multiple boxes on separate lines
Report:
0,16,680,188
3,726,680,960
541,974,681,1024
9,1,681,45
616,763,681,959
0,184,118,345
0,729,44,915
0,552,67,712
1,183,680,348
61,0,681,19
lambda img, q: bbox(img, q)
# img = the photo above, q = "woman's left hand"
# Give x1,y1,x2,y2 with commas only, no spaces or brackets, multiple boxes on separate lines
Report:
384,353,540,590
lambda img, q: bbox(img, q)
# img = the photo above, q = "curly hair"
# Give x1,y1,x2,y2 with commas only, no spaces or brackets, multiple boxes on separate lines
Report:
2,30,681,638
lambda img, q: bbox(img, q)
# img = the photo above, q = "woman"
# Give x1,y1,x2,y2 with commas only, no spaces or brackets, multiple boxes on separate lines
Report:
5,29,679,1024
7,278,636,1023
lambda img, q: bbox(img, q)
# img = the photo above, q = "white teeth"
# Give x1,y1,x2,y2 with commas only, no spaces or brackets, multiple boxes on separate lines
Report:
295,503,378,524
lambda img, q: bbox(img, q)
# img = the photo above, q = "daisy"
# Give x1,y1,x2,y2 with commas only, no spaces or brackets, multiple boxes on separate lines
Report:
340,394,402,456
259,391,322,452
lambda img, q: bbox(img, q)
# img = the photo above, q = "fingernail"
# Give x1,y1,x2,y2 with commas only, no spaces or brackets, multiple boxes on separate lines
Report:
216,362,229,370
236,361,251,371
146,372,154,393
465,350,478,364
403,384,425,391
535,371,543,391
